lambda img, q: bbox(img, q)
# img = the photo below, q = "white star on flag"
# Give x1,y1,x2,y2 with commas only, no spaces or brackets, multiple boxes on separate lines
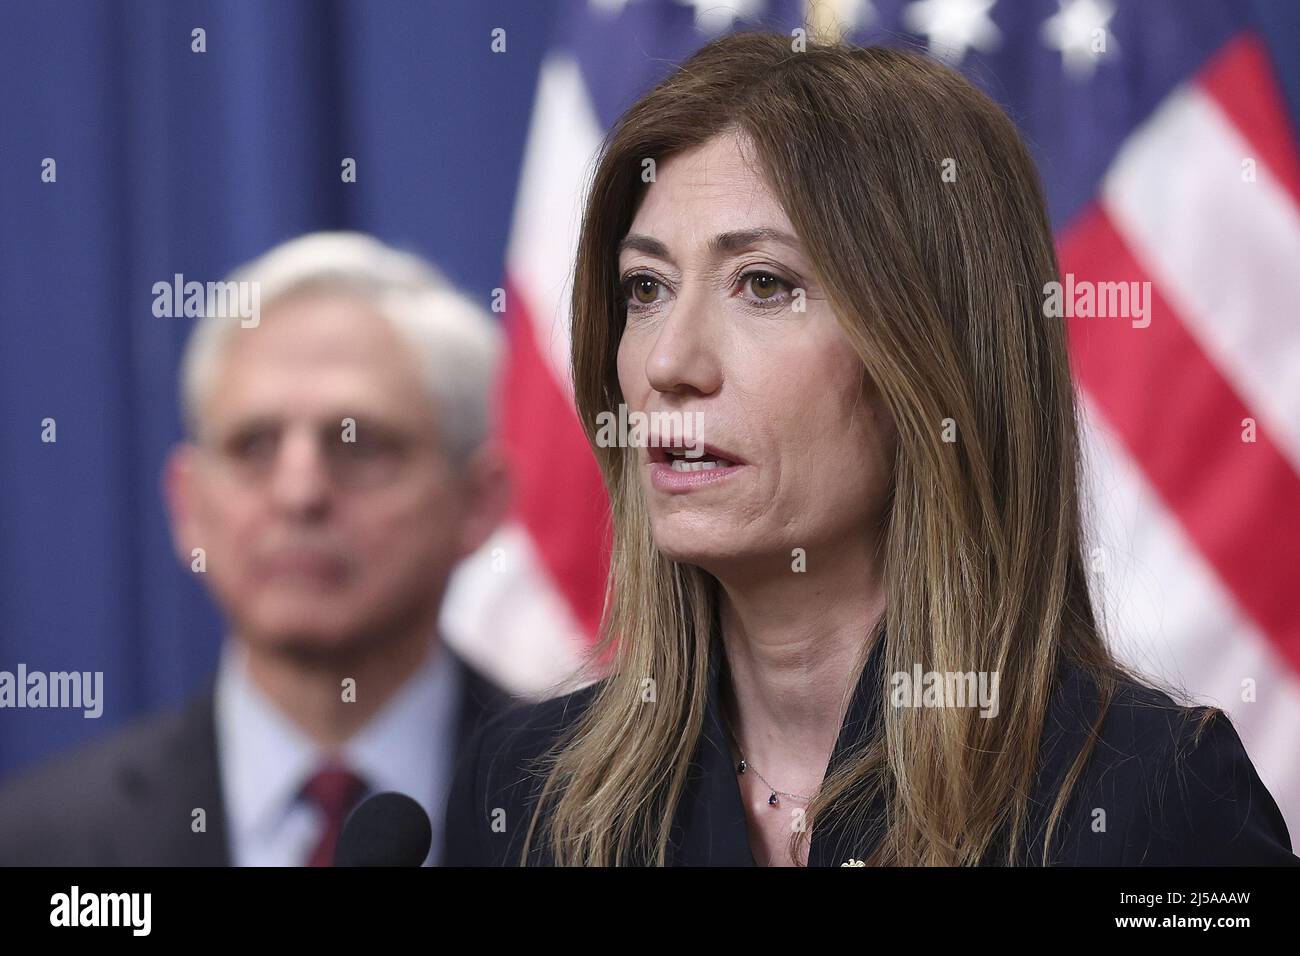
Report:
902,0,1001,65
1041,0,1118,79
675,0,765,34
589,0,634,15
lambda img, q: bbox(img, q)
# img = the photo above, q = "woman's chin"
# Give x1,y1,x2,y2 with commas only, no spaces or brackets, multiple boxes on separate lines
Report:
652,530,758,574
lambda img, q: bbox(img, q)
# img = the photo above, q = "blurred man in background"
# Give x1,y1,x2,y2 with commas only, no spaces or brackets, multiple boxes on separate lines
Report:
0,232,511,865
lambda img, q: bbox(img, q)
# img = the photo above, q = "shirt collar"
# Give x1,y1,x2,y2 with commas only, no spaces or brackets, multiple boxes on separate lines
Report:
672,629,889,866
215,637,462,857
340,639,460,817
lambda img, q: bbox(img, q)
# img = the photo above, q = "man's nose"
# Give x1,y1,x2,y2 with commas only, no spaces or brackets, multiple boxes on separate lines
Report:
268,429,332,518
644,284,723,397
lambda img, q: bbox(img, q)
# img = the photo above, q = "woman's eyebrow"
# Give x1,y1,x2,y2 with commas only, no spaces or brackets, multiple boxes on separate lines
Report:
618,233,672,260
708,227,802,257
618,227,803,261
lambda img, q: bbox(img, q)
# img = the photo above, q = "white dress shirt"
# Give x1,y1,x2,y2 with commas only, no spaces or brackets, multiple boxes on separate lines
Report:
214,636,461,866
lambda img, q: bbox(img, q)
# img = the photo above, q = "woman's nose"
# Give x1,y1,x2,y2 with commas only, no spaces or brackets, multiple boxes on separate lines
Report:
644,285,724,397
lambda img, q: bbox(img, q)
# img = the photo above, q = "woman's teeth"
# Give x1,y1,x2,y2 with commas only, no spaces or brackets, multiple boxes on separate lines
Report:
669,457,732,472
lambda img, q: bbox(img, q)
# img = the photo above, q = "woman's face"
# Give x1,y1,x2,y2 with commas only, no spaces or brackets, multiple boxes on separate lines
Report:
615,132,896,578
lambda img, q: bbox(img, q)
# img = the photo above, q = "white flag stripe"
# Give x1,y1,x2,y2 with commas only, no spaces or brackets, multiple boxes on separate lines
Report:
505,55,606,400
1100,84,1300,474
441,58,610,695
1081,402,1300,833
441,523,590,697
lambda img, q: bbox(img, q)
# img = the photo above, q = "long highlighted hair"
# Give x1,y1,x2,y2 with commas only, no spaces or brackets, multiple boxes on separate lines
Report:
527,31,1148,866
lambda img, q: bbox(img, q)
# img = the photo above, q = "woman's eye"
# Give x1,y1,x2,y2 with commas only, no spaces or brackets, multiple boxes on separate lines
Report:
624,274,664,307
740,271,791,305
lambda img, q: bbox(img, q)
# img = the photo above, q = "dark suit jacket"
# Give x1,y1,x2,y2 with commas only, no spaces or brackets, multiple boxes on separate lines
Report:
445,634,1298,866
0,648,507,866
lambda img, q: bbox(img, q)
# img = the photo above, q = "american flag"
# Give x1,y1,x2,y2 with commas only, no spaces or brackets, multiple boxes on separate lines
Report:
439,0,1300,837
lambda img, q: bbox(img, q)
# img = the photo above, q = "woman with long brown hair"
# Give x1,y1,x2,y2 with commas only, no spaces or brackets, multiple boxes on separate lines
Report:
445,30,1296,866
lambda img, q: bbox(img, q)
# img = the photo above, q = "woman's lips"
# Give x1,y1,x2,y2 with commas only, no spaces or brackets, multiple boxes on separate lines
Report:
645,440,747,494
649,459,745,493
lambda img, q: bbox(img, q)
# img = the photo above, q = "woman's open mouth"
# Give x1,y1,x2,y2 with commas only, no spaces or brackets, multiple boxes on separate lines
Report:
648,444,746,492
664,449,735,472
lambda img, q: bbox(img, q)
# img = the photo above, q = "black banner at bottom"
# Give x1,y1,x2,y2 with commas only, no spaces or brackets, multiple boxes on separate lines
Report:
0,865,1295,940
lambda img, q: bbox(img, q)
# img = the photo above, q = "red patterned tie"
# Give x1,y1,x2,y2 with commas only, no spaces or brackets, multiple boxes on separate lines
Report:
300,764,368,867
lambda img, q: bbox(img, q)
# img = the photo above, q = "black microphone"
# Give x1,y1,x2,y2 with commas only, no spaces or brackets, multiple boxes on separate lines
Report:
335,791,433,867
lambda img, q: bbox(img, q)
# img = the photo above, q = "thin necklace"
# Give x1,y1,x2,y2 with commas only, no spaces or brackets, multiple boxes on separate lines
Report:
736,756,813,808
719,700,813,808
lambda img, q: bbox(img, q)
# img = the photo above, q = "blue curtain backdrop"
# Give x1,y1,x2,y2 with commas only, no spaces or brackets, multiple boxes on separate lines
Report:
3,0,1300,783
0,0,558,779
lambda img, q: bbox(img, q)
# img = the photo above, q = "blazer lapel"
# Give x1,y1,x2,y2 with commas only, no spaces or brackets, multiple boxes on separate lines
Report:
449,649,510,764
106,685,230,866
668,640,756,865
808,632,890,867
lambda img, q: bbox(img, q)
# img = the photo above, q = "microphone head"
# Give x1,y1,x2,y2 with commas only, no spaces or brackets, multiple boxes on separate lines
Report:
335,791,433,867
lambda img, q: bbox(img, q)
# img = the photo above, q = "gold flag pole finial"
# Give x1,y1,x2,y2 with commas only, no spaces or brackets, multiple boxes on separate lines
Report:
805,0,848,44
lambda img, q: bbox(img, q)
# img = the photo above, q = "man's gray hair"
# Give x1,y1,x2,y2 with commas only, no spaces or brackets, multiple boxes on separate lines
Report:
179,231,502,462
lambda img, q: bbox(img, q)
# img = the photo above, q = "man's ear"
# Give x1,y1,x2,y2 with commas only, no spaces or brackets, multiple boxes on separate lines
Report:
162,443,203,568
454,444,512,559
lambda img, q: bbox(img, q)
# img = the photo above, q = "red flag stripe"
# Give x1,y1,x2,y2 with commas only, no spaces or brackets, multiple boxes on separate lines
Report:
498,276,611,643
1061,203,1300,672
1197,31,1300,212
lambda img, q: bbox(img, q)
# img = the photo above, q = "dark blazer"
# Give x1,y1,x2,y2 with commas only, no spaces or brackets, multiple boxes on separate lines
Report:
445,634,1298,866
0,648,507,866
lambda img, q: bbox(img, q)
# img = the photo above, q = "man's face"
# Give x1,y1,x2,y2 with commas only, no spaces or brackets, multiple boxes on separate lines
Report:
167,291,498,657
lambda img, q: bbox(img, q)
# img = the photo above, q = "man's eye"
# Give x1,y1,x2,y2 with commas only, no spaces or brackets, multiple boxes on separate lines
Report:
339,437,382,457
333,433,404,461
227,431,277,460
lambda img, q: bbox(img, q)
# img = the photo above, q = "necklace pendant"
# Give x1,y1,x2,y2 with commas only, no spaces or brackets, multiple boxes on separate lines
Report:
768,791,779,807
